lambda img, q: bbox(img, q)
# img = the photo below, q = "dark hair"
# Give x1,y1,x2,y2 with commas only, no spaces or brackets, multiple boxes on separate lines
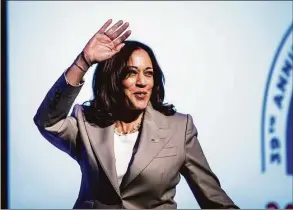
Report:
82,40,176,127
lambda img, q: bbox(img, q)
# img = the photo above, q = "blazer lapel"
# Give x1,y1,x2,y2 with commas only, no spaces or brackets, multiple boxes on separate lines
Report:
120,104,174,189
84,122,120,195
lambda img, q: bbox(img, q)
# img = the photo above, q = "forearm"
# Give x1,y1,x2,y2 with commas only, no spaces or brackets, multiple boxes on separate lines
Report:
33,69,83,128
65,52,91,86
34,51,92,127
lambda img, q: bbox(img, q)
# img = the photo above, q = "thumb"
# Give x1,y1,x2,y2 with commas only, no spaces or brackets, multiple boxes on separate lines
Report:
115,43,125,52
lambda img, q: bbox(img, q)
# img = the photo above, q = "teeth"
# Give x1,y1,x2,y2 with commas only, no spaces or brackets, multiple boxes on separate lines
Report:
135,93,146,97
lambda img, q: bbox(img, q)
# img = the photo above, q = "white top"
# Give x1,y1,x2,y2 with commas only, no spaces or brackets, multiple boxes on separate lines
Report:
114,131,139,186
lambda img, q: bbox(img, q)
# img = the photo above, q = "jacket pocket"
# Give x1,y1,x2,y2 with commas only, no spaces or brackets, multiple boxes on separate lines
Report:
156,146,177,158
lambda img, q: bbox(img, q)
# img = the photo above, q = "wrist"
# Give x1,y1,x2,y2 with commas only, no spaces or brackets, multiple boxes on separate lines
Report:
74,53,90,72
82,51,93,67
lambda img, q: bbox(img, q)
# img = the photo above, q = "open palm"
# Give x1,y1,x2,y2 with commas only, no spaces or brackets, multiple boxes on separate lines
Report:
83,19,131,64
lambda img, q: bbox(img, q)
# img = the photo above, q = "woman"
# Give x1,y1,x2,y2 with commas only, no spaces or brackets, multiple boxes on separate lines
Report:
34,19,239,209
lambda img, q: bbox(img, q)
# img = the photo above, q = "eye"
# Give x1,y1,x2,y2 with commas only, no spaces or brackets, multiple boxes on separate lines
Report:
128,70,137,75
124,69,137,78
145,71,154,77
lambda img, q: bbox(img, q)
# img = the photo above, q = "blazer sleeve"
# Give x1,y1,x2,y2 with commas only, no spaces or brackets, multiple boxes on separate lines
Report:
179,114,239,209
33,72,84,160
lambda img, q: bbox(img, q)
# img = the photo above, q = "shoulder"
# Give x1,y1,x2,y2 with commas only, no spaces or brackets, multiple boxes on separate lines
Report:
70,104,114,127
167,111,198,137
167,111,188,123
70,104,86,120
152,109,198,139
152,108,195,128
169,112,195,129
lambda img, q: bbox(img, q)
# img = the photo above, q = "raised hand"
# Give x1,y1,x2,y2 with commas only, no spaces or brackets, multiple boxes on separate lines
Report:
83,19,131,65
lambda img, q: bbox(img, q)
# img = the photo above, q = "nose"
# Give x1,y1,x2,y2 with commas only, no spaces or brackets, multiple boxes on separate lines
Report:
136,72,147,87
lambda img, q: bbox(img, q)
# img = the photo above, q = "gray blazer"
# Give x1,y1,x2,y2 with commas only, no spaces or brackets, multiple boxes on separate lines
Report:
33,74,239,209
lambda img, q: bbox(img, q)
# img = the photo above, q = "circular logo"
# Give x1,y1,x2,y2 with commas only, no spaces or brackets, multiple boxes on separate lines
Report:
261,23,292,176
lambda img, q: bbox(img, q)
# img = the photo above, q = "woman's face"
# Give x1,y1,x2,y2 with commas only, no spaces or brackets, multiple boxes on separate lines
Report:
122,49,154,111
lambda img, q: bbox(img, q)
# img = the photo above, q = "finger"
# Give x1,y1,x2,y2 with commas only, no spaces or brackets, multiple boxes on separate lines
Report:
108,22,129,40
114,43,125,52
97,19,113,34
105,20,123,37
113,30,131,47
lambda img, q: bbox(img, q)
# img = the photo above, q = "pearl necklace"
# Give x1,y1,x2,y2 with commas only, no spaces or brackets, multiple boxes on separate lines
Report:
114,123,142,136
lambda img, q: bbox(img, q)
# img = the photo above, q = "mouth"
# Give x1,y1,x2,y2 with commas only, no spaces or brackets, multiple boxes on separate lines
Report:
133,91,147,100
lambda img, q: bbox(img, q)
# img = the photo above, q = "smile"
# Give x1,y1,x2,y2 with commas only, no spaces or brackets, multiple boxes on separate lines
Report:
134,92,147,99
